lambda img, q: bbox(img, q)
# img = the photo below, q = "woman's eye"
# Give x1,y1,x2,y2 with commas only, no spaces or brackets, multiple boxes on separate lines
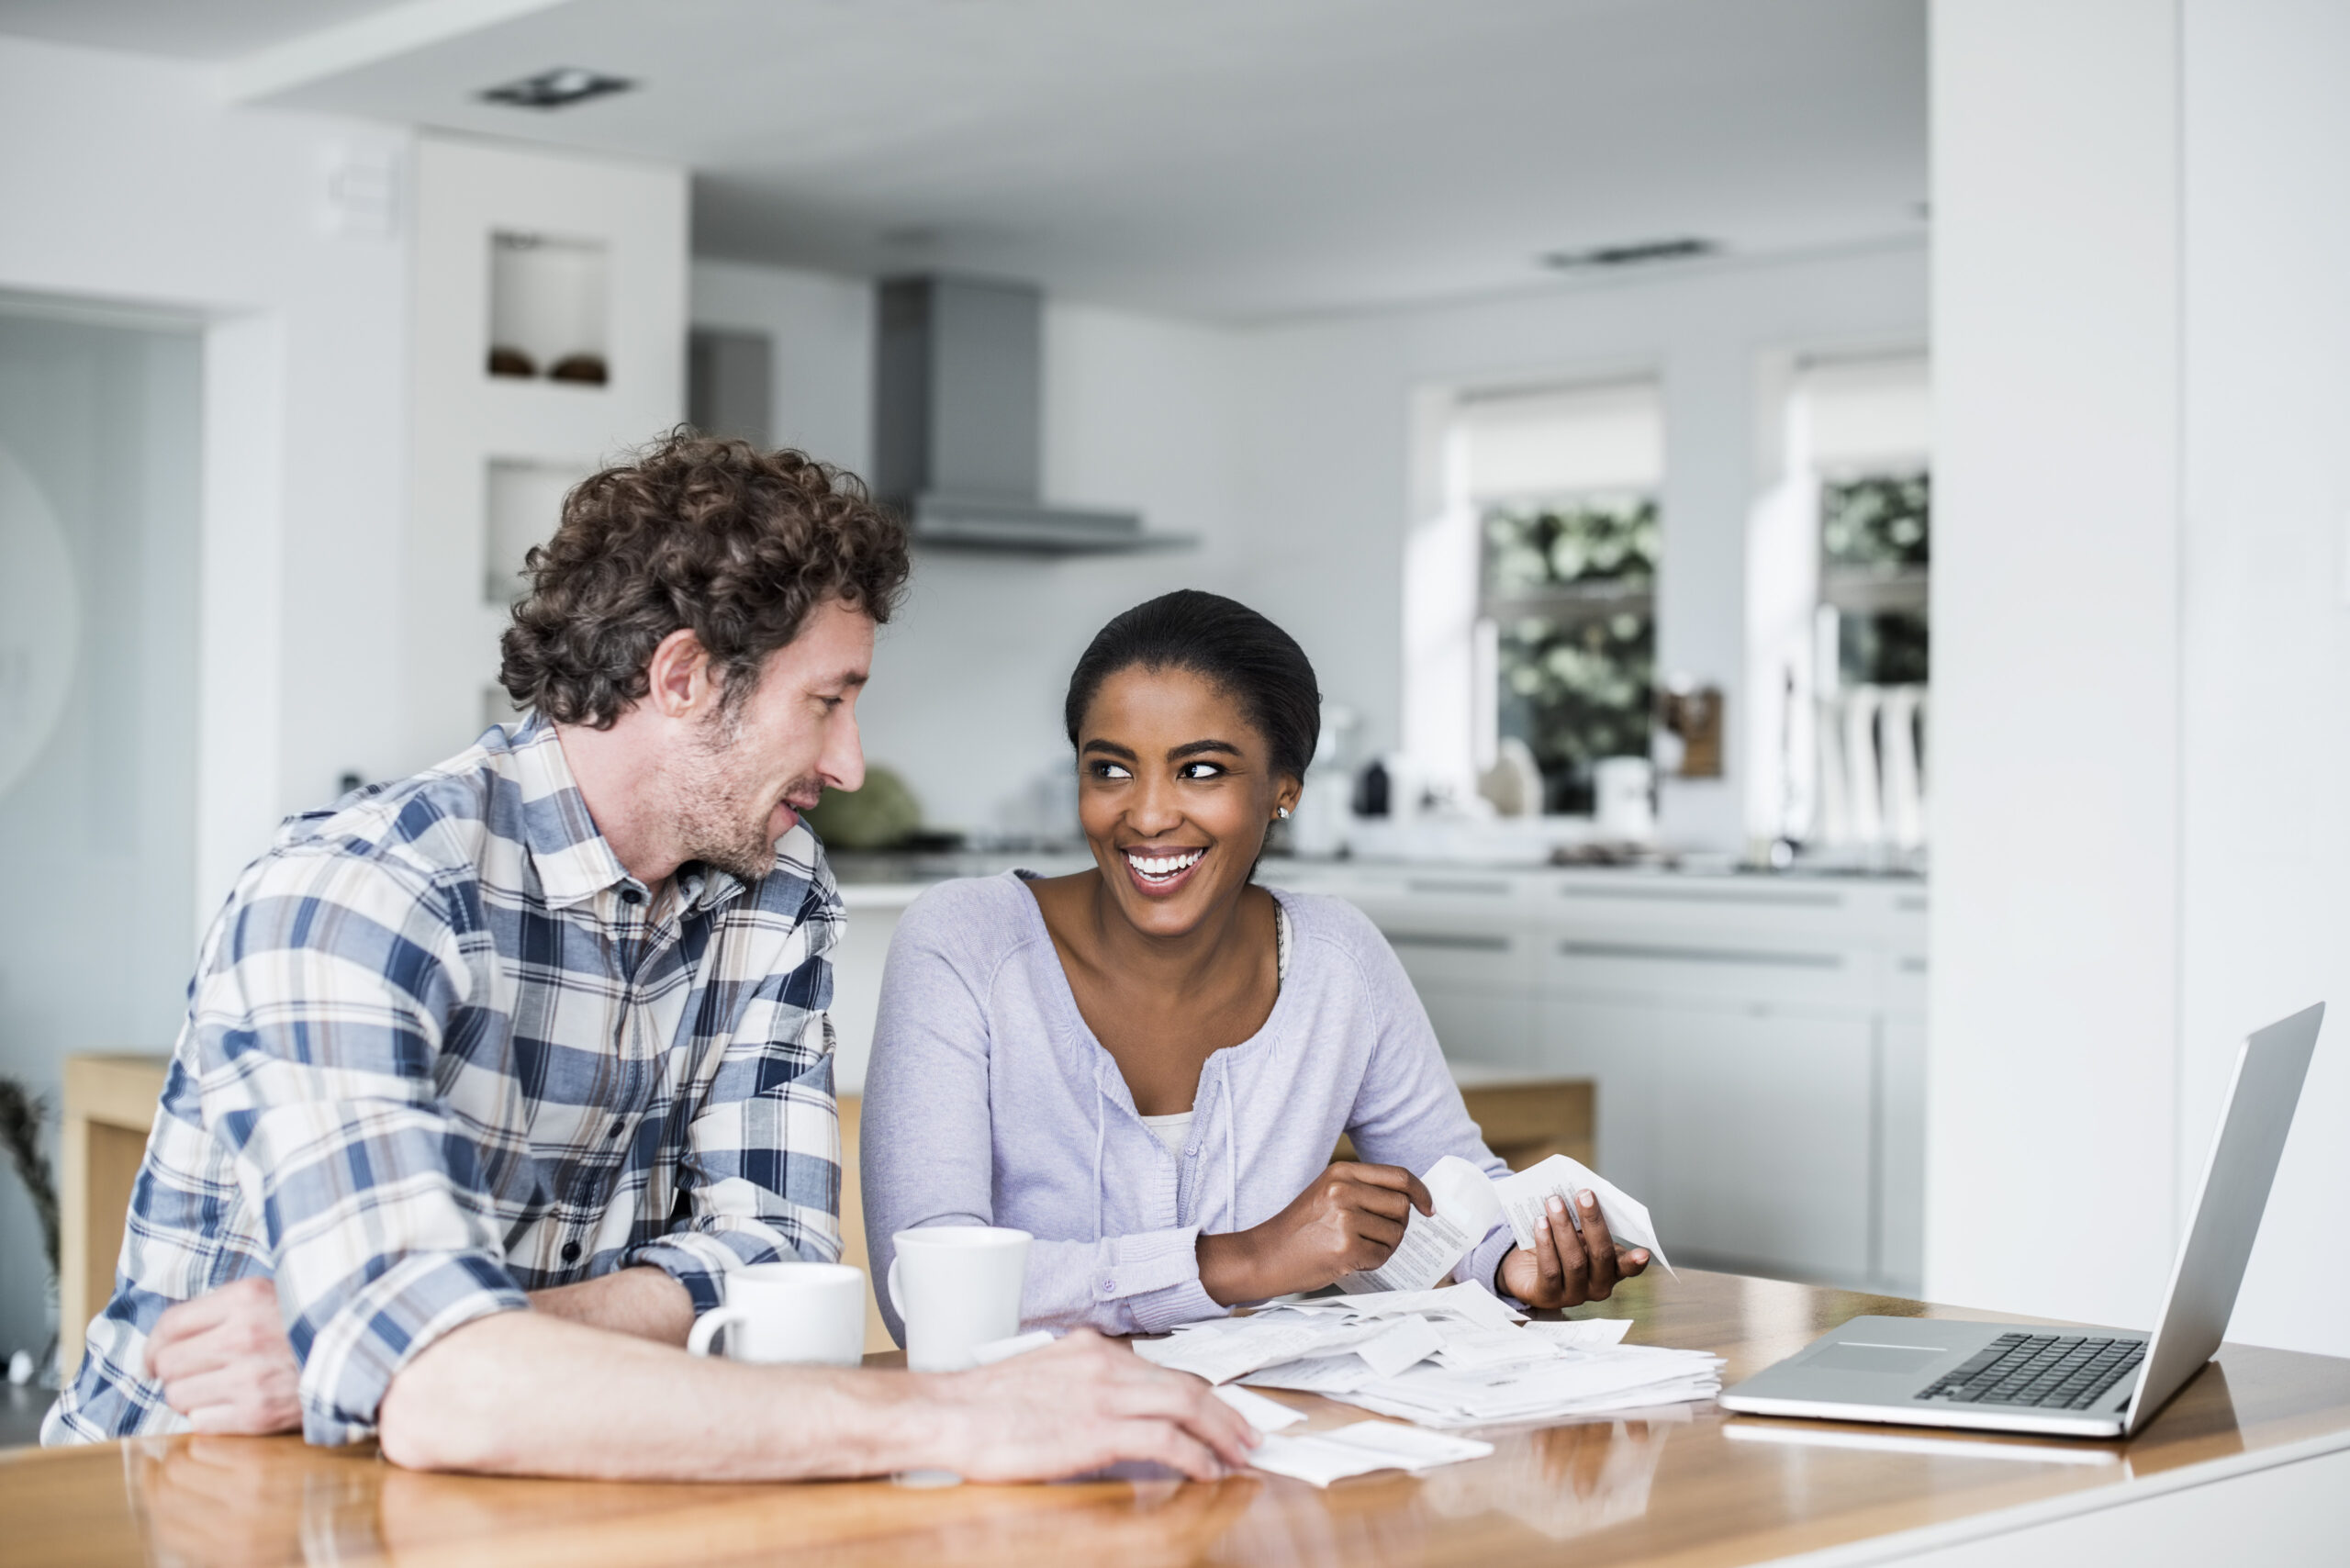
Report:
1091,762,1133,780
1180,761,1225,780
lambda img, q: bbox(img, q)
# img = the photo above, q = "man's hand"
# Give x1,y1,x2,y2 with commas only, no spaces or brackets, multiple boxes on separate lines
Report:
1495,1188,1650,1309
147,1278,302,1435
1197,1161,1434,1304
925,1331,1258,1483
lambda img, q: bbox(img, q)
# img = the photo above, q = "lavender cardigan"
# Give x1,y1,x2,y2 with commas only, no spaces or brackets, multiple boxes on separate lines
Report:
860,872,1513,1341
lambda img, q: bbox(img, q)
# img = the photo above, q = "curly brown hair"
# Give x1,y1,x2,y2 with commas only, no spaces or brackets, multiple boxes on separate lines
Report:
499,430,911,729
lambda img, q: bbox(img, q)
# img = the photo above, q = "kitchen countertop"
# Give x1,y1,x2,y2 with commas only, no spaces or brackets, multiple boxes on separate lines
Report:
825,848,1925,894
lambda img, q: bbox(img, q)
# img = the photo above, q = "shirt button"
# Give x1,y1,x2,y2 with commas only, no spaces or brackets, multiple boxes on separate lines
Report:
561,1240,583,1263
607,1119,626,1139
619,887,644,906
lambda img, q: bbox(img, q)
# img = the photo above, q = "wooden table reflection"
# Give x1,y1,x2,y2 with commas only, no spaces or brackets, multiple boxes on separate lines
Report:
6,1269,2347,1568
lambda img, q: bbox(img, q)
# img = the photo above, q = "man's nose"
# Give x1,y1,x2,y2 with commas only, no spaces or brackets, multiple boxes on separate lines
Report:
822,708,866,794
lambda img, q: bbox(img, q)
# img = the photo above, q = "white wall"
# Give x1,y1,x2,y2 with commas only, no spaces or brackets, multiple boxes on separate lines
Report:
1930,0,2349,1357
1228,247,1928,851
0,37,412,910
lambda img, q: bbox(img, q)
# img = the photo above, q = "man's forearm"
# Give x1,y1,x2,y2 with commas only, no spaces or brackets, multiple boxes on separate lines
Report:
377,1310,940,1481
526,1266,695,1347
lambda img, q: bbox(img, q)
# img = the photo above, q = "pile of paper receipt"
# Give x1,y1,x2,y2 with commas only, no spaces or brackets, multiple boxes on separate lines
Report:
1136,1282,1724,1432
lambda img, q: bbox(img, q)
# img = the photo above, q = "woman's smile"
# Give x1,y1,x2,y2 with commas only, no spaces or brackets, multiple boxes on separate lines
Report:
1122,845,1208,896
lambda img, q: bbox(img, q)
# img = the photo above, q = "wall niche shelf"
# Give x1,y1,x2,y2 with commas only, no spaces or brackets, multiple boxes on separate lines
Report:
483,457,587,606
487,230,610,385
407,136,684,765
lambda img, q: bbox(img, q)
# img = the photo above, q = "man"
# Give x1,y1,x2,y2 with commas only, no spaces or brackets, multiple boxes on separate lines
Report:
44,432,1253,1483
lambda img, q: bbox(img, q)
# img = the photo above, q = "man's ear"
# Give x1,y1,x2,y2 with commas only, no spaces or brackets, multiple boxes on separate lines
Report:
643,628,712,720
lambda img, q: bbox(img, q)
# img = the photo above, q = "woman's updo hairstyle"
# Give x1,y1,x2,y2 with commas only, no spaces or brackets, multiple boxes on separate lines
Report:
1064,590,1322,783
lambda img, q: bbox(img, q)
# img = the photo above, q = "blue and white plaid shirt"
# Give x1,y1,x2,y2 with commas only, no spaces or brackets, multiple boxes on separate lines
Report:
46,717,845,1447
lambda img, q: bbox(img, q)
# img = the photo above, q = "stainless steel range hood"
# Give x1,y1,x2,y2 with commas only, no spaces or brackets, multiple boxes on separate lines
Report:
873,275,1187,553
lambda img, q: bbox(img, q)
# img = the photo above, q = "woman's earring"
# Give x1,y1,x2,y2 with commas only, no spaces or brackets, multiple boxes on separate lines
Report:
1277,806,1292,820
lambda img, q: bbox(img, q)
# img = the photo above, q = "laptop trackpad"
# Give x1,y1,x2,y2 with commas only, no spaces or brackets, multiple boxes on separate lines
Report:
1811,1342,1947,1375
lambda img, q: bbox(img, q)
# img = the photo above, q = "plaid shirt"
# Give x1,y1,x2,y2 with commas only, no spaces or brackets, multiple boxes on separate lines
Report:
45,718,844,1447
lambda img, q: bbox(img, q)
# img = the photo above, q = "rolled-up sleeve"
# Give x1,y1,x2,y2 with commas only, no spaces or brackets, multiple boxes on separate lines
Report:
197,854,529,1446
626,891,845,1313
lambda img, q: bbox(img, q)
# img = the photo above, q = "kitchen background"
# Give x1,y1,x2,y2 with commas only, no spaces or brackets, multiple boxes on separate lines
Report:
0,0,2344,1405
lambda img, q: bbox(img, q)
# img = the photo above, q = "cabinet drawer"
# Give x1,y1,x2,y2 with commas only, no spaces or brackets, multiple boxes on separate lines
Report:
1542,931,1866,1008
1369,919,1535,991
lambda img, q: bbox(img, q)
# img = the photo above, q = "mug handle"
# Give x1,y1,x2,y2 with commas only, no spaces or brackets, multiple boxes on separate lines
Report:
687,1305,746,1360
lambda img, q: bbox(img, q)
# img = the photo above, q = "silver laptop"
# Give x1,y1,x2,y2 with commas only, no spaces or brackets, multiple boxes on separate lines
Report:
1719,1002,2323,1439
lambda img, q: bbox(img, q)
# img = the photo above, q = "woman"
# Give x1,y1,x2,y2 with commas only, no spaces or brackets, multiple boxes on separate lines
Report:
861,590,1647,1339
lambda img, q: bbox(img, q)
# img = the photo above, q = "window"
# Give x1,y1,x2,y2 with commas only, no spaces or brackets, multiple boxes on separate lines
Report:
1821,470,1929,684
1765,352,1930,858
1455,381,1662,813
1801,356,1930,689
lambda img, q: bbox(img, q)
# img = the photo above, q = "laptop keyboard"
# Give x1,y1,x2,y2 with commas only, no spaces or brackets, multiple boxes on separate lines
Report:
1919,1331,2146,1410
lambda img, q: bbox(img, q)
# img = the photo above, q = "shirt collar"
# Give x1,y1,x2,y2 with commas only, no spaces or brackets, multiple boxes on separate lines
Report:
504,715,759,916
505,715,637,911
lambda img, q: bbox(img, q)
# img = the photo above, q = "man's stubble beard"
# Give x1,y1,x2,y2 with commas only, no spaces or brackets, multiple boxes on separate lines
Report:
666,710,820,883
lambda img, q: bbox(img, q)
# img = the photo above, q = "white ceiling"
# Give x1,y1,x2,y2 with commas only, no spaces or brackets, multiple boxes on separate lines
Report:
0,0,411,60
1,0,1928,321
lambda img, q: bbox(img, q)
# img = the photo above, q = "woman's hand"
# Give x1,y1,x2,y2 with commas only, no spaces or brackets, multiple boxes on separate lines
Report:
1496,1189,1651,1309
1197,1162,1434,1304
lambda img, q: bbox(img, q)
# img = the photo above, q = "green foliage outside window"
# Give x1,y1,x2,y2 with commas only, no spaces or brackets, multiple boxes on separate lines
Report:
1483,495,1660,813
1822,470,1930,686
1484,495,1661,597
1821,472,1929,568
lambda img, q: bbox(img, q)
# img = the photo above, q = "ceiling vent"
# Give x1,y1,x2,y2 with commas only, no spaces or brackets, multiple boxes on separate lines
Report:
874,275,1187,553
480,68,634,110
1541,238,1720,271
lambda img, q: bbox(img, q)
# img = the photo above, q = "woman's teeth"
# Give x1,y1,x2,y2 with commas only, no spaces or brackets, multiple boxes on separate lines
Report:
1126,849,1204,881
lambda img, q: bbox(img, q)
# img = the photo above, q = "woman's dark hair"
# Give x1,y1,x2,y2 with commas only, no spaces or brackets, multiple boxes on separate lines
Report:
1064,590,1321,781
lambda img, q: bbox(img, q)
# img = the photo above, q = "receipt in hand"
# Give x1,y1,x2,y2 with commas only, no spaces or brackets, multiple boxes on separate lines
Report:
1490,1155,1675,1277
1337,1155,1505,1294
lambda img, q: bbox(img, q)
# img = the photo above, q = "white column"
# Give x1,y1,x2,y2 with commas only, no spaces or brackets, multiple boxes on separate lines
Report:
195,311,287,936
2175,0,2350,1358
1927,0,2185,1327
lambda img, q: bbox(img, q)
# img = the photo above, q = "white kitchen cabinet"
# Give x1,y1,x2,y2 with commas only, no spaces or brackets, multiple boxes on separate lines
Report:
1412,983,1536,1072
1880,1014,1928,1293
1347,864,1926,1294
1644,1002,1877,1284
1533,993,1663,1198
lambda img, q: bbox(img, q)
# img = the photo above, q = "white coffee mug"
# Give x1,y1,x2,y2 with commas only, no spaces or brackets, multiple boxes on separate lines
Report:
888,1226,1032,1372
686,1261,867,1368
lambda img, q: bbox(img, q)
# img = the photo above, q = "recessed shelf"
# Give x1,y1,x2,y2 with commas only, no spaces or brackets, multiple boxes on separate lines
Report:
484,457,586,605
487,230,609,385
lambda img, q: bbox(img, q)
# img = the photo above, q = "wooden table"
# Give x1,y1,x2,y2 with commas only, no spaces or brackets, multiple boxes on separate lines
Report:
9,1269,2347,1567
